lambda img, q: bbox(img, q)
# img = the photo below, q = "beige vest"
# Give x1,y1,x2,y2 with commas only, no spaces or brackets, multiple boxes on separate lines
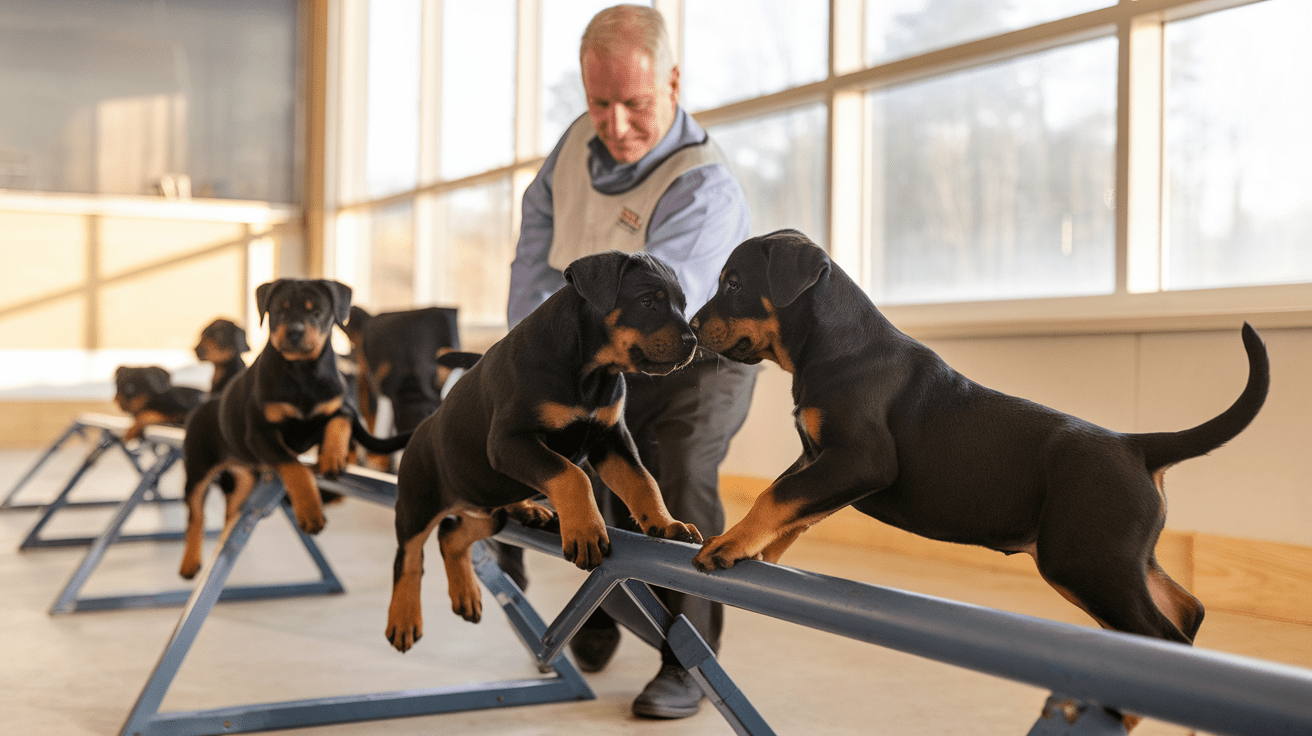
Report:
547,116,730,271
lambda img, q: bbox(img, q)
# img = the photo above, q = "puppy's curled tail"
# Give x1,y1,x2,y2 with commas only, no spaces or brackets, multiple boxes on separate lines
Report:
351,415,413,454
1129,322,1269,473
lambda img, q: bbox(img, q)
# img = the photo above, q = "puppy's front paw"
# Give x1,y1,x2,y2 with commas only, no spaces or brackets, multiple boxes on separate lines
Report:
315,449,348,479
561,528,611,570
293,504,326,535
505,499,556,529
692,535,755,572
646,520,702,544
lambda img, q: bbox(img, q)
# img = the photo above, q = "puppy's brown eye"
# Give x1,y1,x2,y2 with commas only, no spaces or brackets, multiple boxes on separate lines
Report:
640,296,655,309
726,280,742,293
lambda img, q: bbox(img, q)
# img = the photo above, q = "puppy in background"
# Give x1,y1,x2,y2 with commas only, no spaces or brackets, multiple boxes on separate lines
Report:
194,318,250,394
113,366,205,442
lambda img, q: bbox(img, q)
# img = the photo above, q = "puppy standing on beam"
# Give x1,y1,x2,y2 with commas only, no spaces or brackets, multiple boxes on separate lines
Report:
690,230,1268,652
386,251,703,652
179,279,409,579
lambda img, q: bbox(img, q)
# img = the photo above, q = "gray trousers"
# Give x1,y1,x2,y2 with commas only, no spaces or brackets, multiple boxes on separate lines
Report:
590,356,758,662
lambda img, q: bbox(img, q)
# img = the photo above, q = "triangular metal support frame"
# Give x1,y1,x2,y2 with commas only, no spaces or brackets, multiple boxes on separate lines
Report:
50,463,344,614
8,415,187,549
119,477,594,736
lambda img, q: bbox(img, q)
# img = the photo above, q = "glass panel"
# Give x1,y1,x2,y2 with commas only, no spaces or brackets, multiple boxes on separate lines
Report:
0,212,87,309
366,0,422,197
99,219,245,278
100,248,243,349
0,296,86,350
709,104,829,245
869,38,1116,305
1164,0,1312,290
429,181,513,328
867,0,1111,67
683,0,828,112
540,0,650,155
440,0,516,180
369,200,416,310
0,0,298,202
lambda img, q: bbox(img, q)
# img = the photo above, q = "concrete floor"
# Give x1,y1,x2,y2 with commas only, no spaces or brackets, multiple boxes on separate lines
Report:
2,441,1310,736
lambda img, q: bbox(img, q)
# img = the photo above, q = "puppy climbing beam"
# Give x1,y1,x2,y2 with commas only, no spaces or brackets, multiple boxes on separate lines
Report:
496,523,1312,736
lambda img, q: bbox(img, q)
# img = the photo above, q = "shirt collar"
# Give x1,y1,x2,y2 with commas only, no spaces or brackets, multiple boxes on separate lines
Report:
586,107,707,194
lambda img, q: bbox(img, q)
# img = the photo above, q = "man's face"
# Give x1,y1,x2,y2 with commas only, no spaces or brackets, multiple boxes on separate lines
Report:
581,43,679,164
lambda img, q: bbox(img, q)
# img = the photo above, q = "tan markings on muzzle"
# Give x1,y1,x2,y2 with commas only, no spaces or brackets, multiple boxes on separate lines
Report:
117,393,149,413
637,322,692,367
701,297,794,372
271,323,331,360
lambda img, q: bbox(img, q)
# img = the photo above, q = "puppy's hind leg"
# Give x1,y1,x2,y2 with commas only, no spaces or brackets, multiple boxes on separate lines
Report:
438,509,506,623
220,466,257,524
386,512,444,652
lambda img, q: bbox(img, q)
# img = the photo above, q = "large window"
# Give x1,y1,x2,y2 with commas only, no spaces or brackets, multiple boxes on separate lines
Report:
329,0,1312,337
683,0,829,112
0,0,298,203
1163,0,1312,290
869,38,1117,304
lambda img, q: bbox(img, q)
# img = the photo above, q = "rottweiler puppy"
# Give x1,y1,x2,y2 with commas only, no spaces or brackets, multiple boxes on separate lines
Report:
113,366,204,442
179,279,409,579
346,306,461,471
194,318,250,394
690,229,1269,650
386,251,702,652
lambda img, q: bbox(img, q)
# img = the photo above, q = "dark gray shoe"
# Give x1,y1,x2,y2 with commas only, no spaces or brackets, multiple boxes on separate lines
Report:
568,623,621,673
631,663,703,719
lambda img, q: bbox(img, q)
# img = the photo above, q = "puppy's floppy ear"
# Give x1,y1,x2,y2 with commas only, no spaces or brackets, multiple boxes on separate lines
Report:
144,366,172,394
320,280,354,327
234,324,250,353
564,251,630,315
115,366,128,382
254,280,287,327
763,231,831,308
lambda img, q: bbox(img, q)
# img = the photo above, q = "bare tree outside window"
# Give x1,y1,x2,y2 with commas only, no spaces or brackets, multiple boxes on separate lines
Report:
1164,0,1312,290
869,34,1117,304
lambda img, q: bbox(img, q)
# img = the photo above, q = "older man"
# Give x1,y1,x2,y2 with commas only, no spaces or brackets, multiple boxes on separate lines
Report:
507,4,756,720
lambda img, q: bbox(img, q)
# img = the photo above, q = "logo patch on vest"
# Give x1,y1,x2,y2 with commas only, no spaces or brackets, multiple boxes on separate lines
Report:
618,207,642,234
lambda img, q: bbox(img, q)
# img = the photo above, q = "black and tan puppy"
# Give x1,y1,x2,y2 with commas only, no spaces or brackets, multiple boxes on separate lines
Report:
690,229,1269,648
348,306,461,435
194,318,250,394
386,251,703,652
179,279,408,579
113,366,205,441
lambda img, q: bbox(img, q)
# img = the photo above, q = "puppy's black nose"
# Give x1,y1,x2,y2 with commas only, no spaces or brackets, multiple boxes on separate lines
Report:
285,323,306,342
681,332,697,349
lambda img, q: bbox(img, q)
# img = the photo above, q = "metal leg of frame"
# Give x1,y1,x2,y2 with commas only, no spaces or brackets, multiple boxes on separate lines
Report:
51,468,344,615
17,431,183,550
18,430,121,549
534,561,773,736
119,483,593,736
1,420,91,510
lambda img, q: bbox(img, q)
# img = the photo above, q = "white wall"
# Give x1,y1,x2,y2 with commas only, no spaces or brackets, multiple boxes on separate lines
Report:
722,325,1312,547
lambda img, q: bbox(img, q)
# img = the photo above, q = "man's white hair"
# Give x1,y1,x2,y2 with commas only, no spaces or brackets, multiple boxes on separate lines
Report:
580,4,675,77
